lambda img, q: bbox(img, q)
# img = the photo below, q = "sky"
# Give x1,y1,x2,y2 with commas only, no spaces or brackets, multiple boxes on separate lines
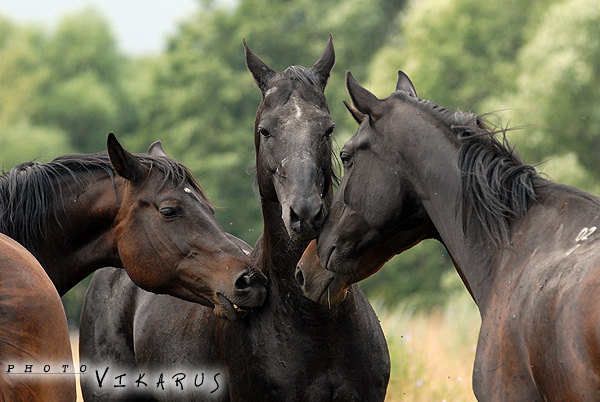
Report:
1,0,199,55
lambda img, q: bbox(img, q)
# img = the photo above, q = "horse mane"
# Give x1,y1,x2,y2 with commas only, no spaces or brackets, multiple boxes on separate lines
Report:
394,92,546,247
0,152,205,254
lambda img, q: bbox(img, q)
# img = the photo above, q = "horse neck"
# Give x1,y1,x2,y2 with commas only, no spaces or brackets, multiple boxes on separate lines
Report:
255,197,355,324
257,198,308,291
406,135,497,312
12,171,121,294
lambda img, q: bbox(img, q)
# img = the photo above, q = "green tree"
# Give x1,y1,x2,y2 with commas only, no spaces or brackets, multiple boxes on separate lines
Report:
0,122,74,169
487,0,600,182
367,0,561,110
0,17,47,126
30,9,139,153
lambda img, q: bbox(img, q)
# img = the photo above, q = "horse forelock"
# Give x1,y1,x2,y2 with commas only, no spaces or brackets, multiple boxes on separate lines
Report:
261,66,324,106
0,152,207,254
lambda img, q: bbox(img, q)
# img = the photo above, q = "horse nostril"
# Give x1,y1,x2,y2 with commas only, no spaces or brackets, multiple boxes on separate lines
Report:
234,272,251,290
295,266,305,288
290,207,301,232
314,204,324,225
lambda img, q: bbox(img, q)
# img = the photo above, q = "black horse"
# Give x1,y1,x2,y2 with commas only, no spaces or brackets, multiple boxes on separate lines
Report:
297,70,600,400
79,36,390,401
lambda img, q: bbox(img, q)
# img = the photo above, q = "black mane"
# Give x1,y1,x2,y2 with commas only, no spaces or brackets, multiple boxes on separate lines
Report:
394,91,542,247
0,152,204,254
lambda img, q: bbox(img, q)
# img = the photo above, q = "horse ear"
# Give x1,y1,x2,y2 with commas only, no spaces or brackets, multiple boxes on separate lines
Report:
346,71,381,119
243,38,276,93
311,33,335,89
396,70,417,97
147,140,168,157
107,133,147,184
343,100,366,124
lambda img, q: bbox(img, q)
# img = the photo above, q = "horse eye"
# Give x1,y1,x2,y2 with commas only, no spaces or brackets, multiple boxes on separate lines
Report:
324,124,335,137
258,127,271,137
340,151,353,167
159,206,179,219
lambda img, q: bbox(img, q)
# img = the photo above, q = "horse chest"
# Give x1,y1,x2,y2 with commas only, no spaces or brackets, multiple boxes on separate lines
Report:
224,309,385,401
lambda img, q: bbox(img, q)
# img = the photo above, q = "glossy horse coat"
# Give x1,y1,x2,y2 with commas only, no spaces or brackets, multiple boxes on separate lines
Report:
79,36,390,401
297,70,600,400
0,233,75,401
0,134,266,317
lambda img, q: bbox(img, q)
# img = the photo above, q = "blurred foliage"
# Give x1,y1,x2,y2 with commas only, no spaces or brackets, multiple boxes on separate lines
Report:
0,0,599,322
485,0,600,180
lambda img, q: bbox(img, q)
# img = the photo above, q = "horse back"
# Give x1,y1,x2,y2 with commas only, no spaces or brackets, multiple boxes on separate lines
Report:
0,233,75,401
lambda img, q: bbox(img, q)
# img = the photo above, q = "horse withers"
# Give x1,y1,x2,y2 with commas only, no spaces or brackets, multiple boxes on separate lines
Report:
296,70,600,400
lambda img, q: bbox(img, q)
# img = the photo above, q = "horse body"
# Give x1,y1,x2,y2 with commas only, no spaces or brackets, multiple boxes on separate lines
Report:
80,36,389,401
296,71,600,400
474,187,600,401
0,233,75,401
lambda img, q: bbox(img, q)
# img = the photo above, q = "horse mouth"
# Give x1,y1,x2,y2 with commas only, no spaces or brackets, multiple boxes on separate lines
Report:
316,275,335,306
216,293,250,321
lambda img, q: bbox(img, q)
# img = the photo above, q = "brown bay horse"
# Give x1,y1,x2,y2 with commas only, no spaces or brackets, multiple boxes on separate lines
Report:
79,36,390,401
296,70,600,400
0,233,75,401
0,134,266,317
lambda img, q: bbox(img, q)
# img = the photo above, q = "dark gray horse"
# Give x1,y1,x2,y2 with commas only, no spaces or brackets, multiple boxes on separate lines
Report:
79,36,390,401
297,70,600,401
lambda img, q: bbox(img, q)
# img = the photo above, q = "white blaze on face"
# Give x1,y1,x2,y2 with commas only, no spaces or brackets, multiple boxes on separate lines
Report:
295,99,302,119
264,87,277,97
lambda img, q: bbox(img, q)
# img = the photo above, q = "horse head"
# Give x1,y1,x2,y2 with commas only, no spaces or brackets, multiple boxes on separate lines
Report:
296,71,435,305
108,134,267,320
244,35,336,242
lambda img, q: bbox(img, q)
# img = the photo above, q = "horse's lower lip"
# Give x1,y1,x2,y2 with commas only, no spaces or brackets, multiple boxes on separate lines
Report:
216,293,249,320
